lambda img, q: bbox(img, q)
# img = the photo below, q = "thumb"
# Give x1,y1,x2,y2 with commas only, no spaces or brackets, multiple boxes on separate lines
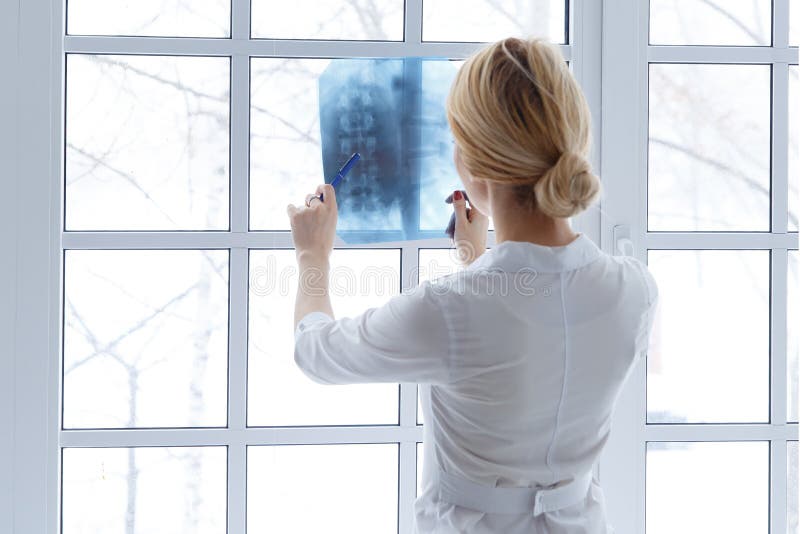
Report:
451,190,468,222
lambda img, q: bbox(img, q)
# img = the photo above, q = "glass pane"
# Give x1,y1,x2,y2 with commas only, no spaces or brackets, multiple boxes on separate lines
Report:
790,441,799,534
62,447,226,534
648,64,771,231
248,444,397,533
250,58,460,240
792,0,799,46
67,0,230,37
790,251,799,422
422,0,566,44
251,0,403,40
649,0,771,46
790,66,799,231
418,248,464,283
646,441,768,534
248,249,400,426
646,250,769,423
63,250,229,428
66,55,230,231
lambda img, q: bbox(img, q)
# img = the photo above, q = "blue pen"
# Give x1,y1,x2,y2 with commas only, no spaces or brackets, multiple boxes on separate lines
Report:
320,152,360,202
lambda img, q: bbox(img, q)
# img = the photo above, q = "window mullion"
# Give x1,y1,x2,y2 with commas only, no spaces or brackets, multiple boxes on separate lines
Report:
647,45,797,63
772,248,789,427
231,0,250,41
773,63,791,234
230,54,250,233
62,35,570,62
771,440,788,534
398,441,417,533
399,243,421,533
404,0,423,45
229,0,249,521
774,0,791,48
229,247,249,431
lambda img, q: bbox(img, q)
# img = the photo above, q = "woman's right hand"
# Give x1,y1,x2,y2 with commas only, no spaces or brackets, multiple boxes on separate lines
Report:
446,189,489,265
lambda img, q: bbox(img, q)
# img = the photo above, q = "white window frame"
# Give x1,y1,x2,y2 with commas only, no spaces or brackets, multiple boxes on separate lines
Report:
4,1,601,533
599,2,799,533
7,1,794,533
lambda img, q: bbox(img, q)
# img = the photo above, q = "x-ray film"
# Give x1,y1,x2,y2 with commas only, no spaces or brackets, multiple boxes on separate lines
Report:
319,58,460,244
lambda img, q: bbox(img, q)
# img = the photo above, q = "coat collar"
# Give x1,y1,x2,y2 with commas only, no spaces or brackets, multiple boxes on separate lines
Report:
466,234,602,274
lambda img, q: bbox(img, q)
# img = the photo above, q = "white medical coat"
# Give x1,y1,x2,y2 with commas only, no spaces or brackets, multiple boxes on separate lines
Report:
294,234,658,533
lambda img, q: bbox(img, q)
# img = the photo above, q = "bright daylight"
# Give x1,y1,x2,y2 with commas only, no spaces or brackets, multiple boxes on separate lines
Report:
1,1,798,533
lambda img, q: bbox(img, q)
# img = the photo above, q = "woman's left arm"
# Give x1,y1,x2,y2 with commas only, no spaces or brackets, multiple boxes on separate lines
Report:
287,183,451,385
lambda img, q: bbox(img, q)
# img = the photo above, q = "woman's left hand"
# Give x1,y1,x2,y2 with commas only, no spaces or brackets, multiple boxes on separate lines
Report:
287,183,338,262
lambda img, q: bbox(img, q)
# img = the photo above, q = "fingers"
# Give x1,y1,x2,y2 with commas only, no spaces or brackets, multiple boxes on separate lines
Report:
445,190,469,204
466,204,488,223
305,193,321,207
315,183,336,208
445,212,456,239
451,189,468,223
287,203,298,218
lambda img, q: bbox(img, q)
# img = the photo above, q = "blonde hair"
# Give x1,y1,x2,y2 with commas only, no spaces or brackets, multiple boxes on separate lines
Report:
446,37,600,218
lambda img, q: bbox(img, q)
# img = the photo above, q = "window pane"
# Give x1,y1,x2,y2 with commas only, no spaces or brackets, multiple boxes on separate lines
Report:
790,251,799,422
250,58,327,231
66,55,230,231
649,0,771,46
790,66,799,231
248,444,397,533
63,250,229,428
248,249,400,426
792,0,799,46
251,0,403,40
648,64,771,231
646,442,768,534
422,0,566,44
62,447,226,534
67,0,230,37
646,250,769,423
418,248,463,283
250,58,460,240
790,441,799,534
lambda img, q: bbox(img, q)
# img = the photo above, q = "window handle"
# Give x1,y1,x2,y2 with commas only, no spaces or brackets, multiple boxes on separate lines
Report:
613,225,634,257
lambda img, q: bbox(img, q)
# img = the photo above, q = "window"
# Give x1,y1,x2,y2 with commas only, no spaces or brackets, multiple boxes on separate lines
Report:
5,1,795,533
53,1,596,533
601,1,799,533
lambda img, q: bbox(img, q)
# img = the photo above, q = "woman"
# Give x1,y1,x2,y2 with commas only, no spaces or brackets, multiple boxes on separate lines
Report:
286,37,657,534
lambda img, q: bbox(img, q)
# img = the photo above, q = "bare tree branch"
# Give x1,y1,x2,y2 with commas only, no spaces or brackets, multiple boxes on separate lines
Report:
65,282,200,375
698,0,767,45
92,55,319,145
67,143,180,226
651,136,796,227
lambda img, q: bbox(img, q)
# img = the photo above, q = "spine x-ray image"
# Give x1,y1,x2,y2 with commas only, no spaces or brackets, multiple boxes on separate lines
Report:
319,58,460,244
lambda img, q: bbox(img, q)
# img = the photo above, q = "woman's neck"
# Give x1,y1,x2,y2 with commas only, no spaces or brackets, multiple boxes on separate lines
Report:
489,188,579,247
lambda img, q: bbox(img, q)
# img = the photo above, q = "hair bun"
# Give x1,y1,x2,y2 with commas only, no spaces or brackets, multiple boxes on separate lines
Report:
533,151,601,218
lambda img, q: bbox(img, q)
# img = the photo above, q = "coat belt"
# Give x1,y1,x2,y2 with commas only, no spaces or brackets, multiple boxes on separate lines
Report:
435,468,593,517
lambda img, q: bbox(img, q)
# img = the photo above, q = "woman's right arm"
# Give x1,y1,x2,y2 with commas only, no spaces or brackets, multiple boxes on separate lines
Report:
293,281,452,385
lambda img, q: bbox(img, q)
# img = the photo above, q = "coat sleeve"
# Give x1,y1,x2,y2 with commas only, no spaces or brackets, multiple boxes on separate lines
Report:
293,281,452,385
632,258,659,361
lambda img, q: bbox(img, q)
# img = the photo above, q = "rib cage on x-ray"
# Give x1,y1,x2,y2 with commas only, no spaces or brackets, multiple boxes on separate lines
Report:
319,58,460,244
